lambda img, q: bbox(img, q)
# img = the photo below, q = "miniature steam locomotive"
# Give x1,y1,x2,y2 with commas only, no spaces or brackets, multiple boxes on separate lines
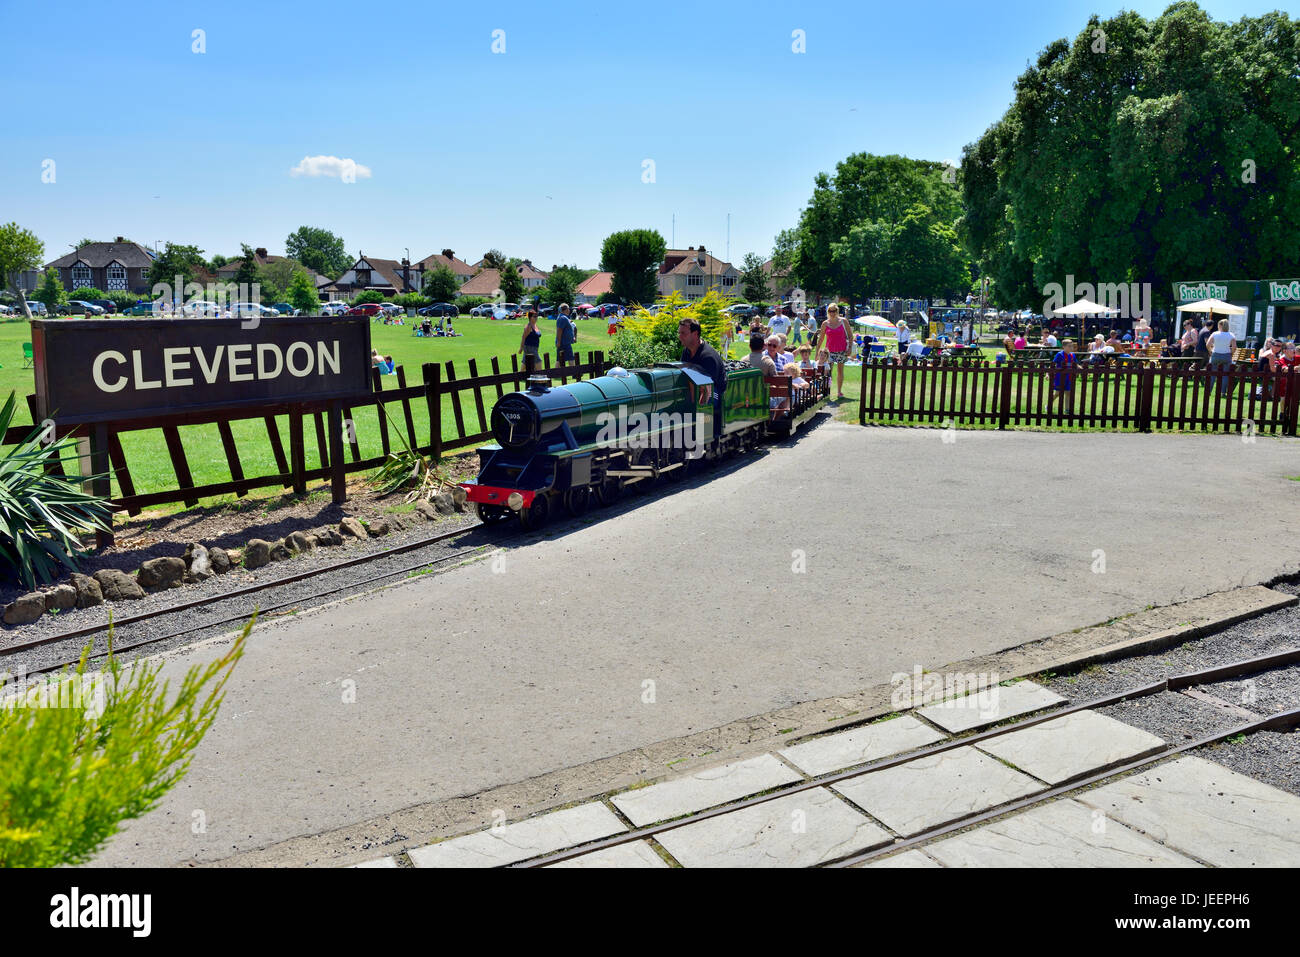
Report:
459,362,827,528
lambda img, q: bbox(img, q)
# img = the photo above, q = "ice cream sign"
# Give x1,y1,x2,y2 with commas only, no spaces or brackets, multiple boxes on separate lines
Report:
1268,280,1300,302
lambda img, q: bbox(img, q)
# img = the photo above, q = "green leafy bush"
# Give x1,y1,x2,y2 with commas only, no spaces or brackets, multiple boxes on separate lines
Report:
68,287,107,303
351,290,385,306
104,290,141,311
0,392,112,590
393,292,430,310
0,620,247,867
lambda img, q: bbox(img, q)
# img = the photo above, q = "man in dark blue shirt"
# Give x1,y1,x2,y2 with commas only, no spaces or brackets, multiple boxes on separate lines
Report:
678,317,726,442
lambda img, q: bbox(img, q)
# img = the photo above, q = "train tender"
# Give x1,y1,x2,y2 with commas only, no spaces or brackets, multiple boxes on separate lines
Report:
459,361,829,528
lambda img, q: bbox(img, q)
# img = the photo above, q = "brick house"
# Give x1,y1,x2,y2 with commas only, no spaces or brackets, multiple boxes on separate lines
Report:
657,246,740,300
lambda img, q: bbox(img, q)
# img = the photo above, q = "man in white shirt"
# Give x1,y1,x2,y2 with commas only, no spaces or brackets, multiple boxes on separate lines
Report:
768,309,790,337
1044,332,1059,348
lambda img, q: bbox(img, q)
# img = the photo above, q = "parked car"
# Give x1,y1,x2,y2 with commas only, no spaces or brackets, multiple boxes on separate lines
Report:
346,303,384,318
470,303,500,317
90,299,117,314
231,302,278,319
62,300,105,315
124,302,158,316
379,303,403,317
418,302,458,318
25,301,48,316
273,303,296,315
182,300,223,317
320,301,348,315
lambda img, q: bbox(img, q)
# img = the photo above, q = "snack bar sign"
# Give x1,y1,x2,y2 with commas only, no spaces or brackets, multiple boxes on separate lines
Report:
32,317,372,424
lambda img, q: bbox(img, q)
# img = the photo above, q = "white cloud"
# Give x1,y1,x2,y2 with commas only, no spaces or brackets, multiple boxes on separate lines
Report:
289,155,372,179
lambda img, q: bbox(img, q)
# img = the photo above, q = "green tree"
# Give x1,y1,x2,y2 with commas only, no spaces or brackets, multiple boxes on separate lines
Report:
540,264,582,306
739,253,771,303
0,223,45,319
285,226,349,280
209,253,230,270
33,269,67,315
600,229,666,306
499,262,525,303
960,5,1300,312
480,249,507,269
146,243,206,298
423,264,460,302
351,290,385,306
231,244,261,289
285,269,321,314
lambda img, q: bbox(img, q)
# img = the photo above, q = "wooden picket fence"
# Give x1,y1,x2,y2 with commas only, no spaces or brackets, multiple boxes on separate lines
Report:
2,350,608,525
859,359,1300,436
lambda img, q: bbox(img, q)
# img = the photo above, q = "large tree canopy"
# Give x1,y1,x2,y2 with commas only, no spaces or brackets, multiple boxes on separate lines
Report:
600,229,666,306
961,3,1300,310
285,226,349,280
791,153,966,301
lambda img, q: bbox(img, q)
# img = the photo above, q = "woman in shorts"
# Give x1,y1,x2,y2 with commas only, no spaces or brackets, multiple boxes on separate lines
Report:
817,303,852,401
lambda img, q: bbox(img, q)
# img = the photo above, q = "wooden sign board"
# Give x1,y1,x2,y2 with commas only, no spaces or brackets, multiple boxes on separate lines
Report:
32,316,372,424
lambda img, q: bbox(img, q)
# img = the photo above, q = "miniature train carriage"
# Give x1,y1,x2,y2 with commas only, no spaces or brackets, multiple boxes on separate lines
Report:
460,362,828,528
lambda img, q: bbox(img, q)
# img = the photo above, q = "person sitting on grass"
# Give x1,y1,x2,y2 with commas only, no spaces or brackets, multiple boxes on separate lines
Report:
1048,339,1079,412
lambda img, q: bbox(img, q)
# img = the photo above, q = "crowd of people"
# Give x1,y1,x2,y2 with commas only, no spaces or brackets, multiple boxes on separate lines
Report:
737,302,853,401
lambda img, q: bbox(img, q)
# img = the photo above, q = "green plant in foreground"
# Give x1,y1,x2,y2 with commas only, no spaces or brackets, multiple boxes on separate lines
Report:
0,391,113,590
0,617,248,867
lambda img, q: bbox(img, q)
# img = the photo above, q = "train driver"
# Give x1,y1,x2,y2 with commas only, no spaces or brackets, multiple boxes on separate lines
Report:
678,317,726,440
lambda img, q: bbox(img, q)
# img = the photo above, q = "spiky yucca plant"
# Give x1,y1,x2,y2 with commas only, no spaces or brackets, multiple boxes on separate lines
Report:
0,392,113,590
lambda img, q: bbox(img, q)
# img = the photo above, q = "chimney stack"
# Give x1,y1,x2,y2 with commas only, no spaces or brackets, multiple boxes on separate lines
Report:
255,247,268,259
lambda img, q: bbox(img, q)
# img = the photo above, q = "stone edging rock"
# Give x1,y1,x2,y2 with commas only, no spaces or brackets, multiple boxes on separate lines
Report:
1,488,469,626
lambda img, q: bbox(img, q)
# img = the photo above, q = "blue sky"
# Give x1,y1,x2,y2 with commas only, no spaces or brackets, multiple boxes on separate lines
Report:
1,0,1275,271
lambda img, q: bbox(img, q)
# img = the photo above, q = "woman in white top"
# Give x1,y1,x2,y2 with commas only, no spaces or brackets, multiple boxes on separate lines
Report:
896,320,911,353
1207,318,1236,396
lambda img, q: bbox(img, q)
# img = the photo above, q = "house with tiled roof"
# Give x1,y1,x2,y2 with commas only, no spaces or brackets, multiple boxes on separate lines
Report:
575,271,613,304
458,268,503,298
216,247,330,290
416,251,476,287
321,255,412,300
517,260,548,289
761,258,799,300
46,238,155,294
657,246,740,300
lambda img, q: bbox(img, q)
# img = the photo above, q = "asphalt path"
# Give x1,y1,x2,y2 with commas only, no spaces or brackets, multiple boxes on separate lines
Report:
94,421,1300,865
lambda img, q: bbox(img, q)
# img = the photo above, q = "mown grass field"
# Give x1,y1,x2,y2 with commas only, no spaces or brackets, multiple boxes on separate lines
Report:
0,316,866,507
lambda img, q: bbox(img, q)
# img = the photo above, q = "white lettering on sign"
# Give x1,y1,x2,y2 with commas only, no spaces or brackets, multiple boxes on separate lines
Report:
163,347,193,387
93,351,127,392
228,344,253,382
87,341,346,394
1178,282,1228,301
257,343,283,379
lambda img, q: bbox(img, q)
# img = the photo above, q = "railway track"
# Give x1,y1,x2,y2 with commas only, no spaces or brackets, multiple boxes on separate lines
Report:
0,432,790,680
510,647,1300,868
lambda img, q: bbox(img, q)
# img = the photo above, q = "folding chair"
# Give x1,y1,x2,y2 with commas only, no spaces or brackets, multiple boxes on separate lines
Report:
22,342,33,369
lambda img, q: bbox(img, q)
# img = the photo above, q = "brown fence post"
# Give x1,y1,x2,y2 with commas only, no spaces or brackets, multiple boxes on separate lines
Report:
997,365,1012,430
423,362,442,459
1137,365,1154,433
90,423,114,549
1286,367,1300,437
328,403,347,504
289,406,307,495
858,360,868,425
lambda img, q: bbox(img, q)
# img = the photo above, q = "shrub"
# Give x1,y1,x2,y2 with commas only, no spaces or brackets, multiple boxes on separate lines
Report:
0,393,112,590
69,287,106,302
393,292,430,310
621,290,731,355
351,290,385,306
104,290,140,311
456,295,490,314
608,330,678,369
0,619,247,867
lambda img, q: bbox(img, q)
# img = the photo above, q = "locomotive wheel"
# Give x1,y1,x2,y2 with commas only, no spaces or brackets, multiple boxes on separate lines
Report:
564,485,591,516
596,476,622,506
475,503,511,524
520,493,551,530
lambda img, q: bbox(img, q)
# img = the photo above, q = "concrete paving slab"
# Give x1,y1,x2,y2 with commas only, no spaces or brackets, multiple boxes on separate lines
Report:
976,710,1165,784
545,840,668,868
611,754,802,827
778,715,947,776
1081,756,1300,867
351,856,398,868
407,802,625,868
923,798,1201,867
832,746,1041,836
655,788,889,867
918,680,1065,734
861,850,941,868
